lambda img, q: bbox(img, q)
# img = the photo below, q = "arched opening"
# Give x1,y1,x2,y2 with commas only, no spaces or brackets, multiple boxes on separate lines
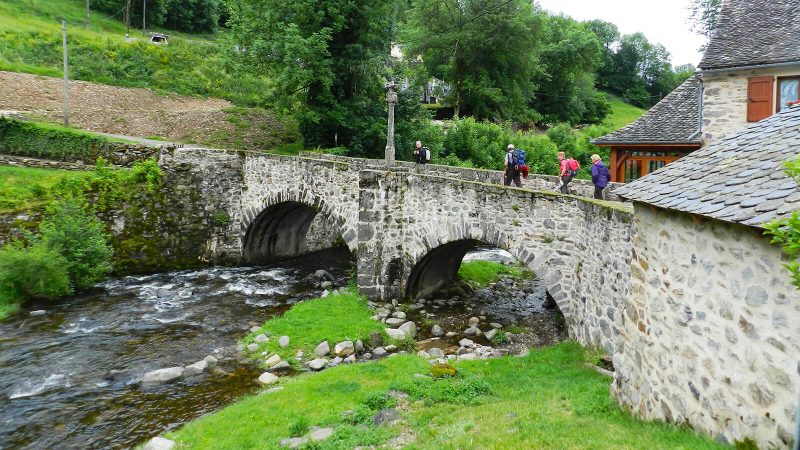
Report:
243,201,344,265
406,239,479,300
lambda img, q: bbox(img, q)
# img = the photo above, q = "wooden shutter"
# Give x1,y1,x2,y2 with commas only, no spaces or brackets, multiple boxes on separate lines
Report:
747,76,774,122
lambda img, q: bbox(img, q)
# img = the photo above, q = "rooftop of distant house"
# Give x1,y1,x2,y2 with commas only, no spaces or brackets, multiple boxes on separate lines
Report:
591,75,702,146
616,104,800,228
698,0,800,71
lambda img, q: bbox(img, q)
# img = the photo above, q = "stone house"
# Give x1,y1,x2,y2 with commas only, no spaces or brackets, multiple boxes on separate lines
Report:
611,104,800,448
594,0,800,182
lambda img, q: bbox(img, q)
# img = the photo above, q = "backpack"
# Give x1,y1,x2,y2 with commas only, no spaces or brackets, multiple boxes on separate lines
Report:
423,147,431,162
511,149,526,167
567,158,579,176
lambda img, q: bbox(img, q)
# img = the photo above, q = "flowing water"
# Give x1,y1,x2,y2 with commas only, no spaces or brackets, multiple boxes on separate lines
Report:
0,249,353,450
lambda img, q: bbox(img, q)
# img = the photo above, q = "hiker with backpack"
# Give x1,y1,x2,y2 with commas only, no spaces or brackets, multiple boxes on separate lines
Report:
413,140,431,165
503,144,529,187
590,154,611,199
557,152,579,195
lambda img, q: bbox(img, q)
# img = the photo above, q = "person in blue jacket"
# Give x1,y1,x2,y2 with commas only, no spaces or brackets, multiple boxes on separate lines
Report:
590,154,611,199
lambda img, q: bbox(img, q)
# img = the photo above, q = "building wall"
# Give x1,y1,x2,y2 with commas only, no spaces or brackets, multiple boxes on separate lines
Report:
701,65,800,144
612,204,800,448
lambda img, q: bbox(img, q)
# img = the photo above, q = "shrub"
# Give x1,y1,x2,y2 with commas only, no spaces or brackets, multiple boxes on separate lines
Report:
490,330,509,345
0,240,72,304
546,123,577,152
0,118,117,162
39,200,113,289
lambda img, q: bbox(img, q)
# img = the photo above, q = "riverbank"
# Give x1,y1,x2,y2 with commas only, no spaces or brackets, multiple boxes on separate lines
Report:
161,286,729,449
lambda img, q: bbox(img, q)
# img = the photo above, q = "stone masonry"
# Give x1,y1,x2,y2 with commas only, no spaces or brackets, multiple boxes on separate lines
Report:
611,205,800,448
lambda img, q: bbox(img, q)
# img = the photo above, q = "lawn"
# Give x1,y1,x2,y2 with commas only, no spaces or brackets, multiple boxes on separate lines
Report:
0,165,87,213
603,93,647,129
457,260,526,287
168,341,729,449
242,289,389,363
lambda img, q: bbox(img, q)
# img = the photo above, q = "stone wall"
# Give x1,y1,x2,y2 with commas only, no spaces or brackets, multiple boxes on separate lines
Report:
611,204,800,448
701,65,800,144
300,152,626,201
356,169,633,352
0,154,100,171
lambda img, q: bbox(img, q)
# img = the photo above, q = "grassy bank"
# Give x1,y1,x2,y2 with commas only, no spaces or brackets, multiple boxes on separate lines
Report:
168,341,727,449
0,165,88,213
603,94,647,129
242,290,388,364
457,260,526,287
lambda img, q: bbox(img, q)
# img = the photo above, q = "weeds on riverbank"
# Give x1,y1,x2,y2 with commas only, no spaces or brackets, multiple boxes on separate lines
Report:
457,260,528,287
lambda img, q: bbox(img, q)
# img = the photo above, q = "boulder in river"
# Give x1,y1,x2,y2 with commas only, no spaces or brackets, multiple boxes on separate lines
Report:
203,355,218,367
372,347,387,358
320,281,333,289
143,436,176,450
265,354,282,367
314,269,334,281
315,341,330,357
385,328,405,340
141,367,185,385
257,372,279,385
385,318,404,326
398,321,417,339
155,288,173,298
428,347,445,359
459,338,474,348
333,341,354,357
431,325,444,336
391,311,406,319
184,360,208,375
279,336,290,347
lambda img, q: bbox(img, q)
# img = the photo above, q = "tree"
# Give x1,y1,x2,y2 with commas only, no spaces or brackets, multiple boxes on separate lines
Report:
402,0,543,121
765,159,800,289
164,0,223,32
688,0,722,41
227,0,398,155
94,0,167,29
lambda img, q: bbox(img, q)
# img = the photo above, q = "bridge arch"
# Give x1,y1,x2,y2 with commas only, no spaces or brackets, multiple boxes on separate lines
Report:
240,192,354,265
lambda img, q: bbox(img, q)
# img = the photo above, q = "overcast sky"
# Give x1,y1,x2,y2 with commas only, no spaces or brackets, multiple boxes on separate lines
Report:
536,0,706,67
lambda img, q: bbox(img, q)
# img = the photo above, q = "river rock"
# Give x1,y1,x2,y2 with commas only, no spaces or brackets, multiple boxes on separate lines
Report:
398,321,417,338
142,367,185,384
459,353,478,361
279,336,290,347
258,372,279,385
373,347,387,358
431,325,444,336
247,343,259,352
280,437,307,449
265,354,282,367
143,436,176,450
29,310,46,317
156,288,173,298
334,341,354,357
368,331,384,348
309,427,334,442
344,355,357,364
459,338,474,348
321,290,330,298
355,339,364,352
203,355,218,367
490,322,503,329
391,311,406,319
249,326,262,333
184,359,208,375
320,281,333,289
269,361,291,372
254,334,269,344
386,318,404,326
385,328,405,340
315,341,330,357
428,347,445,358
315,269,334,281
468,317,480,326
331,356,343,365
308,358,327,371
385,344,398,353
417,350,431,359
409,303,424,311
485,329,498,341
463,327,481,337
374,408,402,427
445,331,457,338
362,352,373,360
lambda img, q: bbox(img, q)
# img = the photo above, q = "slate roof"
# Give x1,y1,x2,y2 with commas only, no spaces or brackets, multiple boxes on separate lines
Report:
698,0,800,70
616,105,800,228
592,75,702,146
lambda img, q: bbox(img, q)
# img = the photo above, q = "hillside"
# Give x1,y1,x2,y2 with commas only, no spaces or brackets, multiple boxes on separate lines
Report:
603,94,647,129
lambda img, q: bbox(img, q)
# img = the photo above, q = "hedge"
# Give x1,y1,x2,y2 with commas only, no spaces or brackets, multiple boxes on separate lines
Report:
0,118,118,162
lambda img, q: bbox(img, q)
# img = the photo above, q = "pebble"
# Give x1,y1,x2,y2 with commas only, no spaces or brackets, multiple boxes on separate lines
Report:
29,310,46,317
445,332,457,338
468,317,480,326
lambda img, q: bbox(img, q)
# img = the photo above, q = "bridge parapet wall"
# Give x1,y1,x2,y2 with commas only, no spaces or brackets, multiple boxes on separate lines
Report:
357,169,633,351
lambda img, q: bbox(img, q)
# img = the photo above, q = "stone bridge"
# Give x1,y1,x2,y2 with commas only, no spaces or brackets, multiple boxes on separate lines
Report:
156,147,633,351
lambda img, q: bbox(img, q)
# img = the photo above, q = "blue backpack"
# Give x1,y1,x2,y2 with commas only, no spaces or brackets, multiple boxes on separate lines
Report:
511,149,526,168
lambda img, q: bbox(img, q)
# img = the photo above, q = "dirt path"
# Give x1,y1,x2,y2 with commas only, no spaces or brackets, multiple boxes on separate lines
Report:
0,71,287,149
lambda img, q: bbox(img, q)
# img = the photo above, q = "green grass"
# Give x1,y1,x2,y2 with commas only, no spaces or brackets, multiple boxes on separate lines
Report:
168,342,729,449
0,165,88,213
603,93,647,129
0,296,19,320
0,0,269,106
243,289,387,363
457,260,525,287
267,142,305,156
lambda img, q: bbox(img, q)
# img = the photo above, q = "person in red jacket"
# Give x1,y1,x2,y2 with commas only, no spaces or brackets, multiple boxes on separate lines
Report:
557,152,574,194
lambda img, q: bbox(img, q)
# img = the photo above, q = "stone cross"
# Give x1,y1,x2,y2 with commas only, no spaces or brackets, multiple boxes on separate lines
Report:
384,81,398,167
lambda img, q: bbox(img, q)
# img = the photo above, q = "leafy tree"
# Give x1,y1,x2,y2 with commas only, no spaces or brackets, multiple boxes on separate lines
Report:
0,241,72,304
94,0,168,29
402,0,543,121
39,200,113,289
546,123,576,152
227,0,401,156
688,0,722,41
164,0,223,32
765,159,800,289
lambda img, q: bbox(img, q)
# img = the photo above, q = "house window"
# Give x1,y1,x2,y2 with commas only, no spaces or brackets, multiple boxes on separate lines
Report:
747,76,774,122
778,77,800,112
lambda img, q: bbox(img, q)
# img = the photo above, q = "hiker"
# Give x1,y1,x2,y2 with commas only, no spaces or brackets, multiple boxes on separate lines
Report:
557,152,578,194
590,154,610,199
413,141,431,165
502,144,523,187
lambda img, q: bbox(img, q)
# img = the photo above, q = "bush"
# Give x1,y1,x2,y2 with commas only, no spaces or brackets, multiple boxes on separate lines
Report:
0,118,117,162
546,123,577,152
39,200,114,289
0,240,72,306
